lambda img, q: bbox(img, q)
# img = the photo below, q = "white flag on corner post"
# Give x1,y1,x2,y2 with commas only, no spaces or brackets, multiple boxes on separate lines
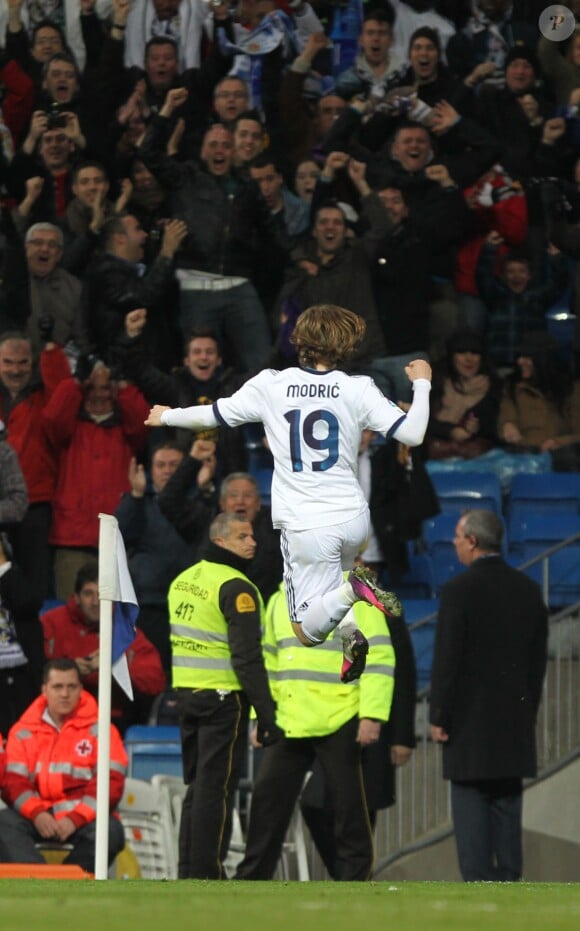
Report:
95,513,139,880
98,513,139,700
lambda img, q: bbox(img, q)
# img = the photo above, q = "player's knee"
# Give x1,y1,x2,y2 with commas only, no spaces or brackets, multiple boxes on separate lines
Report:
291,621,317,647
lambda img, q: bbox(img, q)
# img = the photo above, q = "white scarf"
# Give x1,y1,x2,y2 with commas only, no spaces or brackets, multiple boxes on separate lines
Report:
124,0,211,71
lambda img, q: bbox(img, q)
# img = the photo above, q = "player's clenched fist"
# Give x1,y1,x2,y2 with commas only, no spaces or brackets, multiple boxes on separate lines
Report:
145,404,171,426
405,359,432,382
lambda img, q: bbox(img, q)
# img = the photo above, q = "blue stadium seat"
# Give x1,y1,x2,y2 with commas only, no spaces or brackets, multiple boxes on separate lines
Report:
244,426,274,506
423,515,463,594
513,514,580,607
430,472,503,517
124,726,183,781
40,599,66,615
401,598,439,626
250,467,273,506
508,473,580,549
410,624,437,690
401,599,439,689
380,553,436,599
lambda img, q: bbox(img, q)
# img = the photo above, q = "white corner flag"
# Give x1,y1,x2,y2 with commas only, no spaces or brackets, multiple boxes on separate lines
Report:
95,513,139,880
98,513,139,700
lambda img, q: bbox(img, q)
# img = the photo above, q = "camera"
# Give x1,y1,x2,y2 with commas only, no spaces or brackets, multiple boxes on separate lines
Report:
46,111,67,130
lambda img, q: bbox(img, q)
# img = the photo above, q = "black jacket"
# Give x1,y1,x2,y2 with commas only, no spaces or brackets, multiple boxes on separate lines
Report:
474,85,570,182
372,219,434,354
137,115,290,278
199,540,278,732
114,333,248,478
368,442,439,582
86,251,178,370
277,193,390,363
324,106,502,191
430,556,548,780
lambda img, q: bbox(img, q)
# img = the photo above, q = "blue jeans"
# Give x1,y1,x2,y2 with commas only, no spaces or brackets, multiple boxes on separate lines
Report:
178,280,272,372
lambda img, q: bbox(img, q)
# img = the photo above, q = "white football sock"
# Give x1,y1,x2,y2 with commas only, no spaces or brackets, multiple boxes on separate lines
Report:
299,584,357,643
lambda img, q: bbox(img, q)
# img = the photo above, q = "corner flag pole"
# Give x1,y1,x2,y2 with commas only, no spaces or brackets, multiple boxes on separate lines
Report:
95,513,116,880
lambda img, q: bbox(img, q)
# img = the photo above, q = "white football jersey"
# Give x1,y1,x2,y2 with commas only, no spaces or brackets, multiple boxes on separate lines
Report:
213,367,407,530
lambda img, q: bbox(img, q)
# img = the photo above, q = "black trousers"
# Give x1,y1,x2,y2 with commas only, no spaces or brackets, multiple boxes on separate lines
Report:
0,808,125,872
176,688,249,879
235,716,373,882
10,502,52,601
136,603,171,679
451,778,524,882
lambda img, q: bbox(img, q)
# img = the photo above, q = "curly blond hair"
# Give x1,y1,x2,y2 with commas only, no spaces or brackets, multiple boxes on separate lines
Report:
290,304,366,369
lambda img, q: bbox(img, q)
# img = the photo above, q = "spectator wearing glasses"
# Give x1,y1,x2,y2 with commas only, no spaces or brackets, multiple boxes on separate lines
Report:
280,32,347,168
3,16,65,90
212,76,251,131
8,119,78,225
0,220,89,363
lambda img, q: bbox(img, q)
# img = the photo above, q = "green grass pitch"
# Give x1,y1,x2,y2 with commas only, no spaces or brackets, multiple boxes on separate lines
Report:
1,880,580,931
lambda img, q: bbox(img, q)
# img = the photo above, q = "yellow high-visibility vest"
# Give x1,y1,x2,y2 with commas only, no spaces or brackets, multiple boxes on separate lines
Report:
169,559,263,691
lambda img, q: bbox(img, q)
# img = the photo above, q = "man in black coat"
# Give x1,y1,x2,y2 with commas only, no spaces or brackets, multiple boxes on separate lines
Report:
430,509,548,882
137,87,291,372
86,213,186,371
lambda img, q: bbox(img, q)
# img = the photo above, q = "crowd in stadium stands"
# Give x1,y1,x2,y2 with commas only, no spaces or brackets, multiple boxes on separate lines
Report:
0,0,578,874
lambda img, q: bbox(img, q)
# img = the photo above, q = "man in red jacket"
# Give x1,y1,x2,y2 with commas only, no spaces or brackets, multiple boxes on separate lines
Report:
42,356,150,599
41,562,166,733
0,658,127,871
0,330,70,600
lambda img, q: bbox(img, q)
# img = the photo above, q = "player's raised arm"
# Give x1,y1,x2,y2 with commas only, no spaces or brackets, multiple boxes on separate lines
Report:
392,359,432,446
145,405,172,427
144,403,219,430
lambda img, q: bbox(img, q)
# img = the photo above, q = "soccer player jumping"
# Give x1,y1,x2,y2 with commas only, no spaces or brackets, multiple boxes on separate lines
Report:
145,305,431,682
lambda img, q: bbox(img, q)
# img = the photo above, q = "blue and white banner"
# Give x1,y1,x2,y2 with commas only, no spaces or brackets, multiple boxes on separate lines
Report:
218,10,298,59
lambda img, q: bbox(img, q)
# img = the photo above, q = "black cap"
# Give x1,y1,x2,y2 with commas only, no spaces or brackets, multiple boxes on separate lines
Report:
505,43,539,75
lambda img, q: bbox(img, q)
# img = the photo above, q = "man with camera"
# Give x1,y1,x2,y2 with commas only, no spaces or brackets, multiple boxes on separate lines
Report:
8,115,78,223
6,48,98,223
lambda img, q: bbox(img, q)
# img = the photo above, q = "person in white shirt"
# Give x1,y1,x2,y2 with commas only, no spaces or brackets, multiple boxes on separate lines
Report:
146,304,431,681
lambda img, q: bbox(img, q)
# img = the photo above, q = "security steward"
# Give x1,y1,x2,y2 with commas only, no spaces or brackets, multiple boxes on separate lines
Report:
169,511,282,879
235,582,397,882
